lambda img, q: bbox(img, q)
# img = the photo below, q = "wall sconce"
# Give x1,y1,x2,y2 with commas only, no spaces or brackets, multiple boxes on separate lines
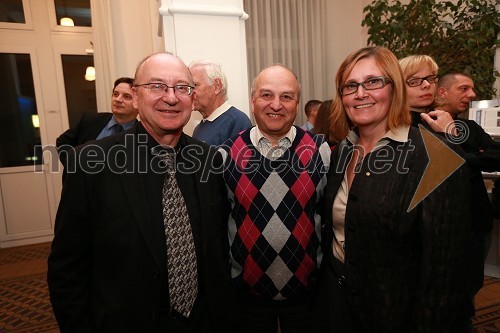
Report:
85,66,96,81
32,115,40,128
60,17,75,26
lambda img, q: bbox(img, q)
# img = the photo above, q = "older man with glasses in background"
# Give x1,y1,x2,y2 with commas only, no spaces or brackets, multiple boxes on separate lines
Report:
189,60,252,146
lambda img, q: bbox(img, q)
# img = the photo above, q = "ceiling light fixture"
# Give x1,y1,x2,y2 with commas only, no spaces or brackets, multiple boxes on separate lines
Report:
60,0,74,26
60,17,74,26
85,66,96,81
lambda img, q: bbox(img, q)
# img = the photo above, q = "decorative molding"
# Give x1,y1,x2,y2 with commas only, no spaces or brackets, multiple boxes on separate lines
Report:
159,3,249,20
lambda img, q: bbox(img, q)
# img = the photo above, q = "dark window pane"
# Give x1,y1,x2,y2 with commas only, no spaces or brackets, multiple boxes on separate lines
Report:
54,0,91,27
0,0,26,24
61,55,97,128
0,53,41,167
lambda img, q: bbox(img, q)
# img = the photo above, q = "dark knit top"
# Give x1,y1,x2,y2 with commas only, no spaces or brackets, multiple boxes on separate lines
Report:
220,127,330,300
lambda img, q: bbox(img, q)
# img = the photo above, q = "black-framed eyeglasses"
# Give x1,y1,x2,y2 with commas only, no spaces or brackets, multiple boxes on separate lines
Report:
339,76,392,96
134,83,194,96
406,75,439,87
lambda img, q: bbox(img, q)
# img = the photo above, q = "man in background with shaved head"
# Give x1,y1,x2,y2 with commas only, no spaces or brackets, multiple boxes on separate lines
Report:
436,72,500,328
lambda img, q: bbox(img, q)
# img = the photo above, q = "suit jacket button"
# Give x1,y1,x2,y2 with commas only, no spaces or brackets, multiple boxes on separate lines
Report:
151,312,156,320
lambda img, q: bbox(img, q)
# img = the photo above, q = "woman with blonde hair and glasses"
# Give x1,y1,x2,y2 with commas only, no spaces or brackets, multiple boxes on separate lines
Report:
315,46,471,333
399,54,456,133
399,55,438,125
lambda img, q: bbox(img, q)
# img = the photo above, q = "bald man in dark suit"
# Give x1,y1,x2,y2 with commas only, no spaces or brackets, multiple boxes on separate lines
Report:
48,53,238,333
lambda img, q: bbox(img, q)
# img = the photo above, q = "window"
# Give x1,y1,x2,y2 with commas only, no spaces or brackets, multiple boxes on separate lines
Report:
0,53,42,167
54,0,91,27
0,0,25,24
61,54,97,127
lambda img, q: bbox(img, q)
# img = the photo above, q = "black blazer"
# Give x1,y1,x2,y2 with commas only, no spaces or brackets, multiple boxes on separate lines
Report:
320,126,470,333
48,125,237,333
458,119,500,232
56,112,113,167
56,112,113,148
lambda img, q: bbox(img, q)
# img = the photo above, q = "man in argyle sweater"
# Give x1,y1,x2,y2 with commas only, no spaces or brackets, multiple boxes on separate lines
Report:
219,64,330,333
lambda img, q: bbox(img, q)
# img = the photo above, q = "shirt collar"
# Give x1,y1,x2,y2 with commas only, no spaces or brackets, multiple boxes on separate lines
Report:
252,125,296,147
410,107,429,113
204,101,232,122
106,116,119,129
346,125,410,147
107,115,137,130
305,121,314,131
384,125,410,142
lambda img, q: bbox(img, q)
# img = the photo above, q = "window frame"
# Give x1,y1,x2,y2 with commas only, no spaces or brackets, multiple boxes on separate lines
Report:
0,0,34,31
46,0,92,33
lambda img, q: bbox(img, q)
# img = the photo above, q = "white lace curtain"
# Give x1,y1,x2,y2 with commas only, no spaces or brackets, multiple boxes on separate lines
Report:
243,0,330,126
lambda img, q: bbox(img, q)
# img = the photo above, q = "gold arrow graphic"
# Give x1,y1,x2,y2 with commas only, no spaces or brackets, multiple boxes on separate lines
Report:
408,125,465,212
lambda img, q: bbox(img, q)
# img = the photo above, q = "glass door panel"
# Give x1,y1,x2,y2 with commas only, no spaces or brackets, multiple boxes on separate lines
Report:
54,0,91,27
0,0,25,24
61,54,96,128
0,53,42,167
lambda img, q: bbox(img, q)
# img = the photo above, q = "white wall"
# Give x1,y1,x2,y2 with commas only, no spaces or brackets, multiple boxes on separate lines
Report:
110,0,164,79
324,0,369,99
160,0,250,135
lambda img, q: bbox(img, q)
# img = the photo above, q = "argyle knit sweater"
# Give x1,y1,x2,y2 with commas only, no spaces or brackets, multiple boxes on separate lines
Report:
220,127,330,300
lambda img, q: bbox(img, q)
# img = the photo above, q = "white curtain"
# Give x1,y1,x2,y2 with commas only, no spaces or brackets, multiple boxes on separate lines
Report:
90,0,116,113
243,0,329,126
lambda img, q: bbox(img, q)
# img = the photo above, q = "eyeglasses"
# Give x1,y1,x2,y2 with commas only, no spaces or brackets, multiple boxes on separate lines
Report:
135,83,194,96
406,75,439,87
339,76,392,96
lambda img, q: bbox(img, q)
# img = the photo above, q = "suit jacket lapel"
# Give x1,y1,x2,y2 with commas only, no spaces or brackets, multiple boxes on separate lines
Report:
81,113,112,144
117,130,164,268
186,136,210,255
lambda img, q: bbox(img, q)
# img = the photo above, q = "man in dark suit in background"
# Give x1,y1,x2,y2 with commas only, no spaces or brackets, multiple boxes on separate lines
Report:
56,77,138,163
435,72,500,328
48,53,237,333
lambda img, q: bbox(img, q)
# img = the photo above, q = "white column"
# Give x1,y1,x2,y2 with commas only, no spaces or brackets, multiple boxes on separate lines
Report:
160,0,250,135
